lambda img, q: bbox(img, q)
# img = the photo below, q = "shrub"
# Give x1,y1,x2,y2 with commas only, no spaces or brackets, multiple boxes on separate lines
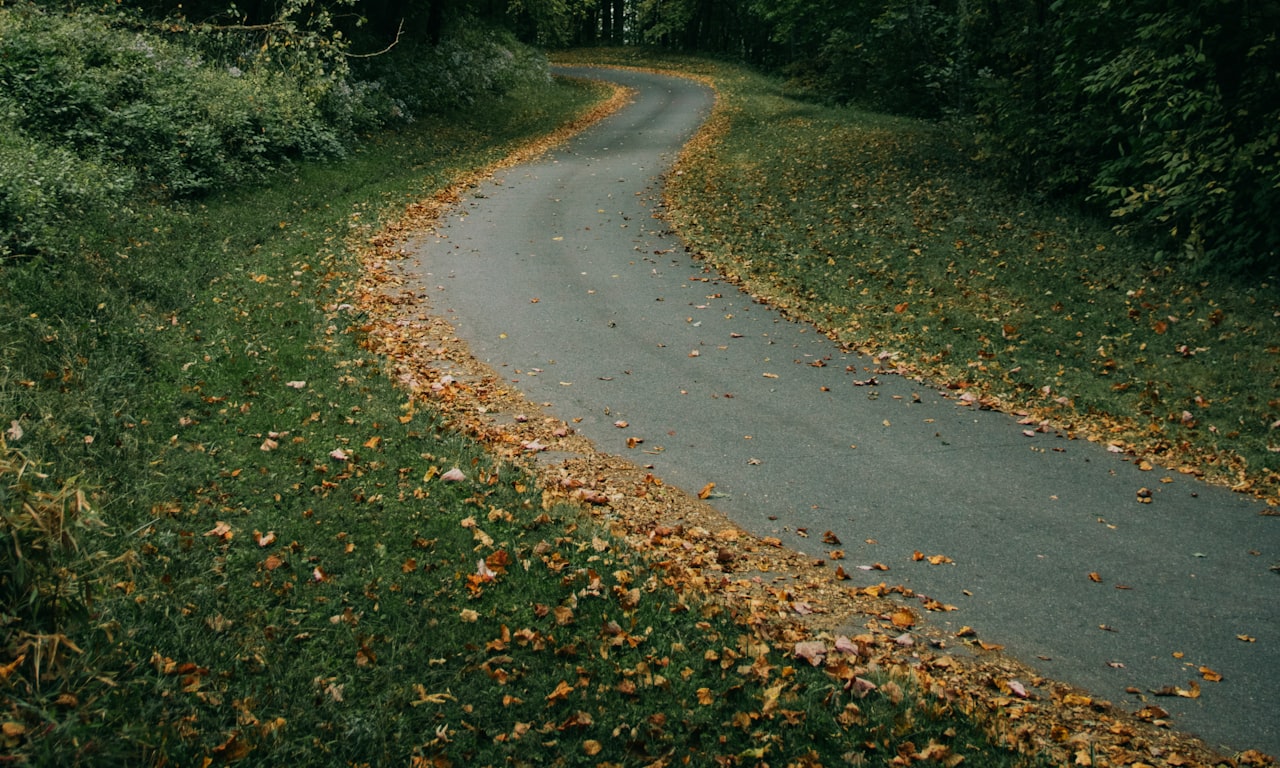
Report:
0,118,134,258
0,5,354,195
355,23,551,117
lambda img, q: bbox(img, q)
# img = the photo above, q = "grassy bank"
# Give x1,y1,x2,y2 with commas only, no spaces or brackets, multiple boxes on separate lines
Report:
0,70,1050,766
554,48,1280,505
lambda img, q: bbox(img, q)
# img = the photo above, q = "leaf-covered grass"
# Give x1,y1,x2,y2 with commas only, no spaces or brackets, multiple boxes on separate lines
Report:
0,74,1049,765
554,48,1280,503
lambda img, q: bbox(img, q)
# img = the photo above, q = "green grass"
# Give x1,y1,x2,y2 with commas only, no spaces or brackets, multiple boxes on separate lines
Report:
556,48,1280,502
0,75,1049,765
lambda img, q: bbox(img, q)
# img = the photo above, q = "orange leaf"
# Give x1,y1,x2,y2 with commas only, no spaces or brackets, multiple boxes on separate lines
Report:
1199,667,1223,682
1088,572,1102,583
545,680,574,703
697,482,716,500
204,521,233,540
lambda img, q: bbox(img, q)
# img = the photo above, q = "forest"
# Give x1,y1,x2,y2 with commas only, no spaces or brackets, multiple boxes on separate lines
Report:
5,0,1277,271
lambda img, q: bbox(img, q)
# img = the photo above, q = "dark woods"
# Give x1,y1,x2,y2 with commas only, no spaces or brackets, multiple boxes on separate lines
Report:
19,0,1280,271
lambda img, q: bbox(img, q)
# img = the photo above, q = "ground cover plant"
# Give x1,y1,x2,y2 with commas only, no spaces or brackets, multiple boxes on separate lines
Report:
0,14,1057,766
554,48,1280,505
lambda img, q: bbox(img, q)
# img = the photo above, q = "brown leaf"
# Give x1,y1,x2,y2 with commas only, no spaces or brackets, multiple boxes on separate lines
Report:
545,680,574,703
1199,666,1223,682
822,530,842,545
204,521,233,541
697,482,716,499
891,609,915,629
1088,572,1102,583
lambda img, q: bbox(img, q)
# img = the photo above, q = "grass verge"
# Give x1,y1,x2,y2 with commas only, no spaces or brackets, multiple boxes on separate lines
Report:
553,48,1280,506
1,75,1049,765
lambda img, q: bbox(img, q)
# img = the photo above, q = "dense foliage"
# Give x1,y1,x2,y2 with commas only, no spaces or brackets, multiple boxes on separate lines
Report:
579,0,1280,273
14,0,1272,271
0,1,550,258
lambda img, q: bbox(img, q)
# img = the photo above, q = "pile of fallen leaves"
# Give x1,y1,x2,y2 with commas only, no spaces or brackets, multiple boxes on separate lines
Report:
346,72,1275,768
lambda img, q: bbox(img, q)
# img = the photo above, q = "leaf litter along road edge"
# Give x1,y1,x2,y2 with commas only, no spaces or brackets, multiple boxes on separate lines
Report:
347,71,1274,768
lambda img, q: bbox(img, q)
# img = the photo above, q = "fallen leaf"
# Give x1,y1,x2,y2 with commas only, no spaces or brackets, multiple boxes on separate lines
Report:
286,381,307,389
1088,572,1102,583
204,521,233,541
697,482,716,500
793,641,827,666
545,680,574,703
440,467,466,482
1199,666,1223,682
329,448,350,462
1152,681,1200,698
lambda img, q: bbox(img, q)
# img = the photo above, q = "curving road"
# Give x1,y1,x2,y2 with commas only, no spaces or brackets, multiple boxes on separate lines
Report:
401,67,1278,755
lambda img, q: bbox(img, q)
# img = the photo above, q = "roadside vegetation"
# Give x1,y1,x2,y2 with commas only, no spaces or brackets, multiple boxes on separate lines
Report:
556,48,1280,504
1,5,1054,766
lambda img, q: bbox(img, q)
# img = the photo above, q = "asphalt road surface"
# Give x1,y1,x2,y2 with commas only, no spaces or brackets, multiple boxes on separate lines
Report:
401,67,1279,756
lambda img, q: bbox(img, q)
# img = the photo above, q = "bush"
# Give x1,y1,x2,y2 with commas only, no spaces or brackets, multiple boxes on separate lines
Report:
0,4,354,196
0,118,134,258
355,23,551,117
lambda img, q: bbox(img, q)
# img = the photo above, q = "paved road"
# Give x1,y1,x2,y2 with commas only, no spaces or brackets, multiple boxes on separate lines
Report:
402,67,1278,755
